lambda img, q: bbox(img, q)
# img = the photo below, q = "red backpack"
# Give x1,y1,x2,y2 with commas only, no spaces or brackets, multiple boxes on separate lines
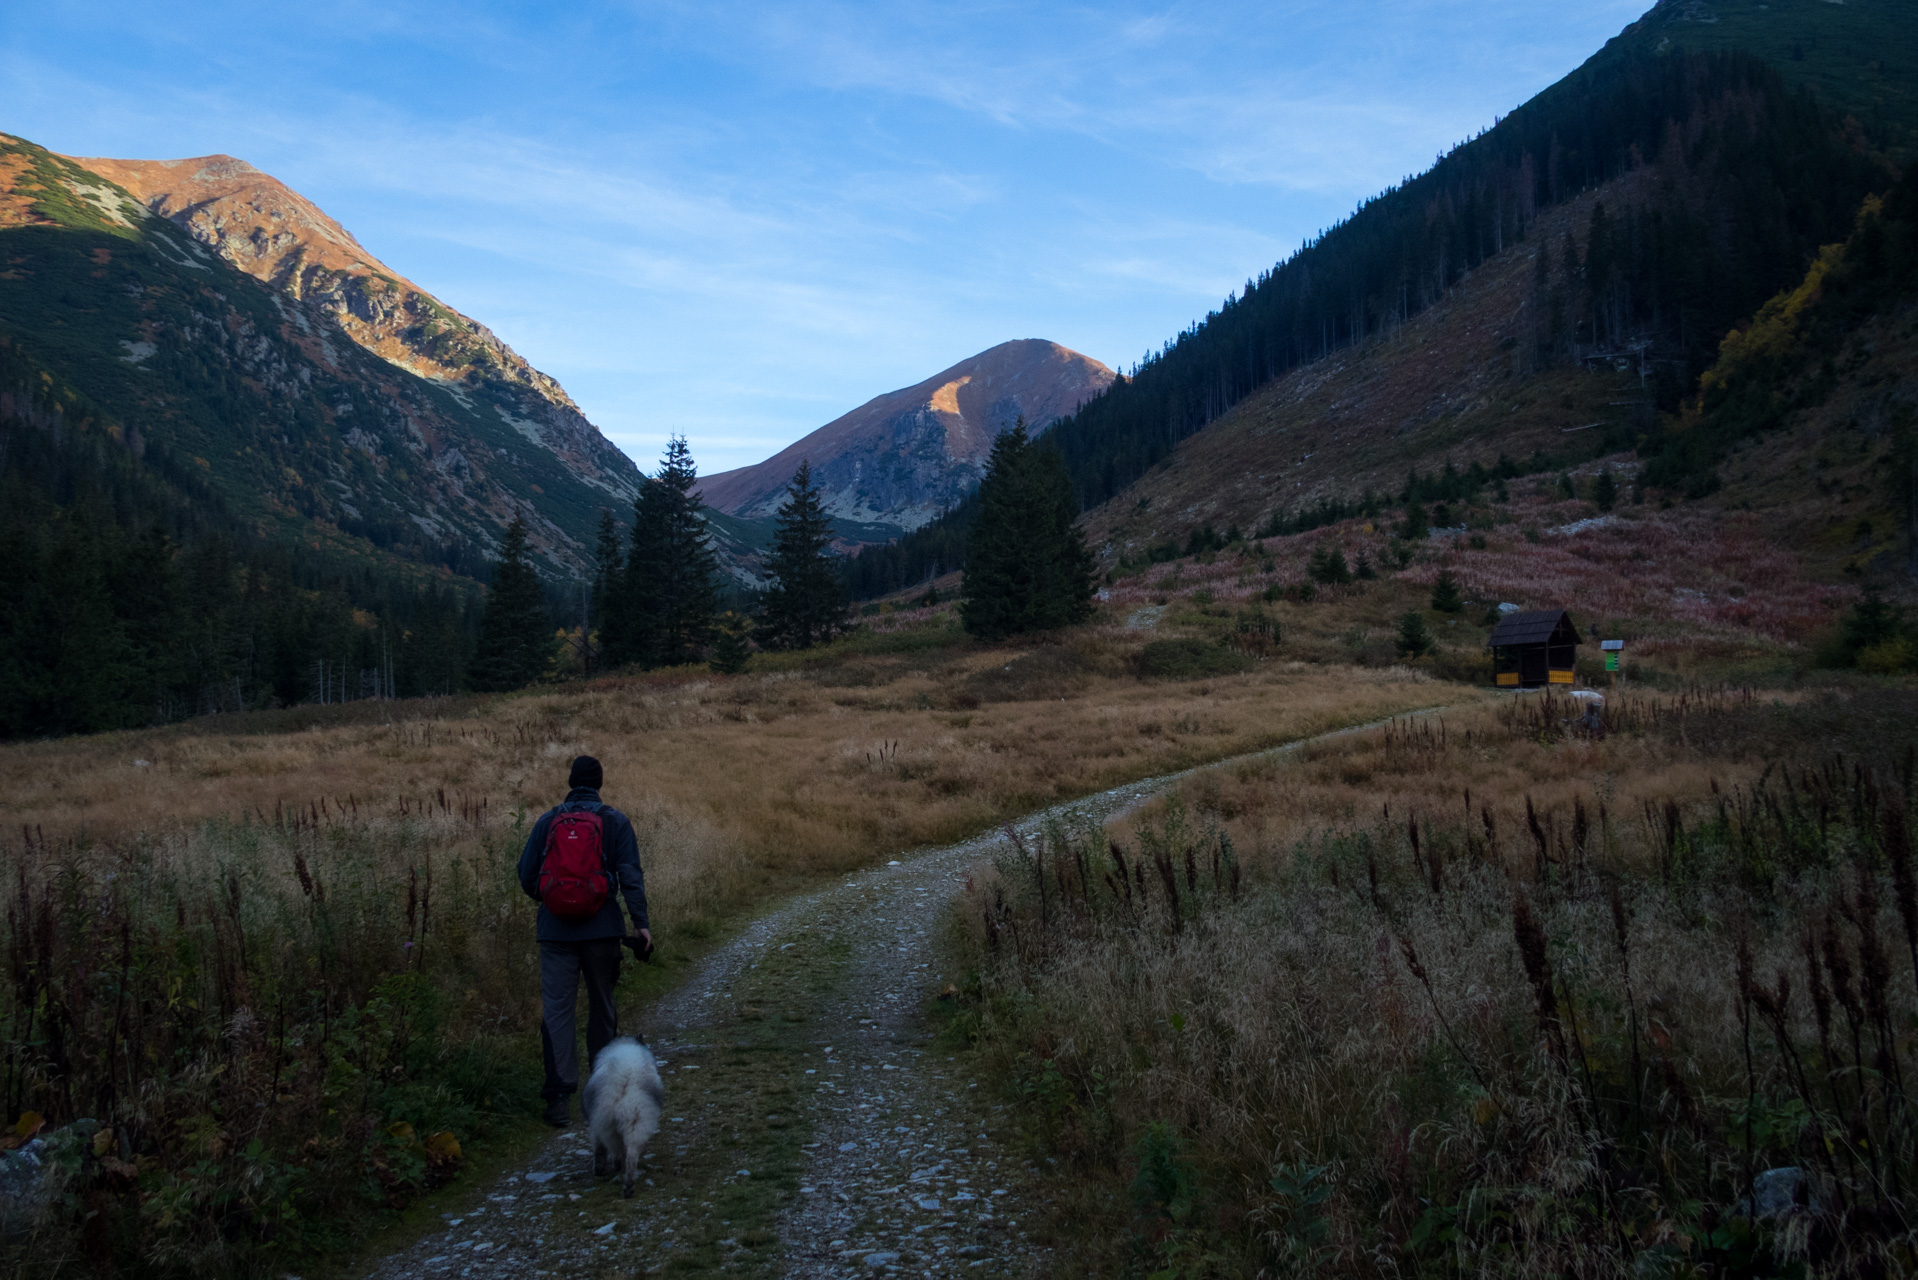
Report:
537,806,610,919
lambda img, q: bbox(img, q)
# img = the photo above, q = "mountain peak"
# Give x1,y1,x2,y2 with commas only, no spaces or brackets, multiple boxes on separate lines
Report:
76,152,386,270
698,338,1114,530
64,147,640,526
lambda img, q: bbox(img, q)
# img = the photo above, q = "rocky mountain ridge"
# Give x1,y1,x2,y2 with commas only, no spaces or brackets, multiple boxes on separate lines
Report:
72,152,639,510
0,132,637,576
697,339,1113,532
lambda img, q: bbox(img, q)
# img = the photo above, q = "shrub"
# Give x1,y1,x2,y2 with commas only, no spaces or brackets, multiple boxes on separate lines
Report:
1429,570,1464,613
1858,638,1916,674
1137,638,1253,680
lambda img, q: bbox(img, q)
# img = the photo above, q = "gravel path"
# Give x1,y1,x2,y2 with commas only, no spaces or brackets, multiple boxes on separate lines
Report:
361,719,1421,1279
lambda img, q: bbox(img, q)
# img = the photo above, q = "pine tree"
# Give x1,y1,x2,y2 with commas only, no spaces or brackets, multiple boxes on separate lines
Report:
1399,503,1430,541
1395,610,1436,658
469,512,554,691
588,508,624,672
1430,569,1464,613
709,611,753,674
1593,468,1618,512
758,460,848,650
1309,546,1353,585
960,422,1097,640
621,436,720,668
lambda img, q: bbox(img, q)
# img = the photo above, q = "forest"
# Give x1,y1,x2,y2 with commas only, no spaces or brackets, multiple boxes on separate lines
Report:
1043,48,1889,512
6,43,1911,729
0,345,483,738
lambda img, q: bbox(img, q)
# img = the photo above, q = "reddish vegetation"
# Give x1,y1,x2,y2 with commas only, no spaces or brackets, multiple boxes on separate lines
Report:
1103,477,1853,656
1085,187,1648,559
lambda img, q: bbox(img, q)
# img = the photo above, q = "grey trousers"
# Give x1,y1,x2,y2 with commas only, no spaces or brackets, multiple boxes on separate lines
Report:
538,938,621,1099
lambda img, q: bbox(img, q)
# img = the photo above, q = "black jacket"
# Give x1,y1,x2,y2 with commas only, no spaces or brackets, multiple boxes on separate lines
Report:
517,787,649,941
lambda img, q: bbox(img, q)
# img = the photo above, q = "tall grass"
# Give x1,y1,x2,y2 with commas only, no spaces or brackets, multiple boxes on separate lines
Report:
0,791,736,1277
0,645,1447,1275
951,690,1918,1277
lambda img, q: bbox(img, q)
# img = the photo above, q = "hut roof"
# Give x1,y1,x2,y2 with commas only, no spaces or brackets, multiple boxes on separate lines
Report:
1487,609,1580,648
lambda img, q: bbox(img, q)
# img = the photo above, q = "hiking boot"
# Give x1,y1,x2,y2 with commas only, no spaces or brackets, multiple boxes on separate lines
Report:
542,1096,571,1128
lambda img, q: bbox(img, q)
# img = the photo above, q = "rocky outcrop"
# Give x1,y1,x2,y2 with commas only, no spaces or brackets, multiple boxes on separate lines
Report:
0,132,642,576
697,339,1113,530
71,153,638,511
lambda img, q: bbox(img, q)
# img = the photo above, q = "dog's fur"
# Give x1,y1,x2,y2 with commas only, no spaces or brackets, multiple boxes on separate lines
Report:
582,1037,664,1197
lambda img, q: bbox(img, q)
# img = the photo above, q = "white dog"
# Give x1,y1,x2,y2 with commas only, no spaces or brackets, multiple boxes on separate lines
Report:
582,1037,664,1198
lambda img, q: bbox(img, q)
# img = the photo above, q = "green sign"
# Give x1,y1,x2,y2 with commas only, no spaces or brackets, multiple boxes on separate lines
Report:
1605,652,1619,672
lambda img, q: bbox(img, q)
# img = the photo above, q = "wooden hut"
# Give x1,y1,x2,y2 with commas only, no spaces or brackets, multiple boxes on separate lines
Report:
1487,609,1581,689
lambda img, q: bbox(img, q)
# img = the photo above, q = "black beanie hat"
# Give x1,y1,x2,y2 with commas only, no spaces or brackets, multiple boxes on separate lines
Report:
568,755,603,790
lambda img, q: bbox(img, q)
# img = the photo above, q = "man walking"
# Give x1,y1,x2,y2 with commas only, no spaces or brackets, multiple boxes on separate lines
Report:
517,755,651,1127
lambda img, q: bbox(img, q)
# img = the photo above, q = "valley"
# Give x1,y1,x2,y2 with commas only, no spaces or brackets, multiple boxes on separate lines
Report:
5,0,1918,1275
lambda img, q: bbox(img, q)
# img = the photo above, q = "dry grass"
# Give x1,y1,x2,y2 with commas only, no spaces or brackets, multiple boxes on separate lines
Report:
949,685,1918,1277
0,617,1464,1276
0,626,1459,878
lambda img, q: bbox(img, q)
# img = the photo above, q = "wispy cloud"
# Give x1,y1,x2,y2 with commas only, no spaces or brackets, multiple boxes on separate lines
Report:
3,0,1652,470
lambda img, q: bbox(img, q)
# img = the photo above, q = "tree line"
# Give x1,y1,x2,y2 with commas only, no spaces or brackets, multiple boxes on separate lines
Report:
469,423,1098,683
1041,48,1887,513
469,437,862,691
0,377,480,738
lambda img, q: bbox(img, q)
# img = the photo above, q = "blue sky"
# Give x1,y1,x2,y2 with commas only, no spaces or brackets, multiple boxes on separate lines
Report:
3,1,1648,474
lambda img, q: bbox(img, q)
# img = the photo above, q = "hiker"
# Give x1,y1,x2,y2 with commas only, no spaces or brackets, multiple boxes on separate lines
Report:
517,755,651,1128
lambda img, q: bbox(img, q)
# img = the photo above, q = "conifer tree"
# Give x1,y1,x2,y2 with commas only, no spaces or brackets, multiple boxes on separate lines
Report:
1593,468,1618,512
960,422,1097,640
1309,546,1353,586
1395,609,1436,659
621,436,720,668
709,611,753,674
588,508,624,671
1430,569,1464,613
469,512,554,690
1399,503,1430,541
758,460,848,650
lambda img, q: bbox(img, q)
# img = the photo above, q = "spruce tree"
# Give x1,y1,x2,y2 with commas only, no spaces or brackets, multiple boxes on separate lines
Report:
960,422,1097,640
1395,610,1436,659
1593,468,1618,512
759,460,848,650
622,436,720,668
1309,546,1352,586
1399,503,1430,541
469,512,554,690
1430,569,1464,613
589,507,624,671
709,611,753,674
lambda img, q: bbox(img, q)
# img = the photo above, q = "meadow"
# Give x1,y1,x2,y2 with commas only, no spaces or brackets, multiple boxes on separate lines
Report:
0,622,1449,1277
0,481,1891,1277
947,685,1918,1277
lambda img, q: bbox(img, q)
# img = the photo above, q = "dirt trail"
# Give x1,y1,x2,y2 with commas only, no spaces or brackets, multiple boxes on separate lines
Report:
361,716,1427,1279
